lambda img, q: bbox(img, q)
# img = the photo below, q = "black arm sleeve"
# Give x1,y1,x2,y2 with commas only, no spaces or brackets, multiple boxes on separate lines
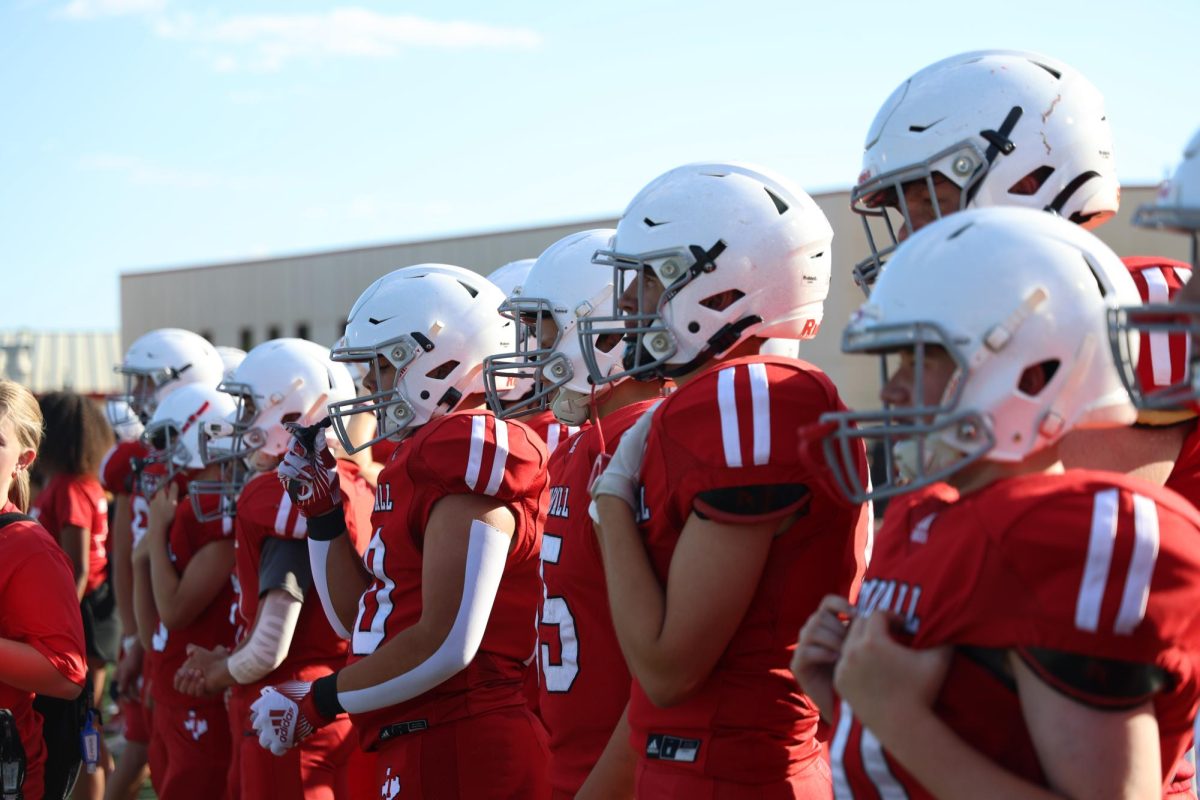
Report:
258,538,313,603
1018,646,1170,710
693,484,811,523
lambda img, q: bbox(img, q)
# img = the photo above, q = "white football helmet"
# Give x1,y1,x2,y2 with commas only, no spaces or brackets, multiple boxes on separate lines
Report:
579,162,832,383
140,383,237,498
329,266,513,452
215,346,247,381
191,338,355,520
488,259,537,295
483,230,622,425
486,258,538,403
112,328,225,425
852,50,1118,291
203,338,356,467
819,207,1139,504
105,398,144,443
1134,127,1200,269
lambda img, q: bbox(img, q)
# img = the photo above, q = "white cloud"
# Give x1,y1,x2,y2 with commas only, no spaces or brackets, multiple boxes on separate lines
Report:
152,7,541,71
59,0,164,20
78,153,253,190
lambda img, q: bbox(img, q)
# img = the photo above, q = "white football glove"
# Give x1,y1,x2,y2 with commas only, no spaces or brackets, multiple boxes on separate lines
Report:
588,400,661,523
249,680,319,756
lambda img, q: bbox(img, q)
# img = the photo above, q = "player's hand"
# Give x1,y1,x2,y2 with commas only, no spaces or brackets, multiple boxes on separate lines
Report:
792,594,855,720
115,639,144,700
833,612,951,744
175,644,231,697
250,680,331,756
146,480,179,536
589,401,660,523
277,422,343,518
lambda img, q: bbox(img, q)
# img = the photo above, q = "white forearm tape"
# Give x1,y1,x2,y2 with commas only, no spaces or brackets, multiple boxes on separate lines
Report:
227,590,302,685
337,519,509,714
308,538,352,640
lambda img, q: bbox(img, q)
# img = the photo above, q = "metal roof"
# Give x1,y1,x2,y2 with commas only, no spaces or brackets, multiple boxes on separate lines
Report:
0,330,122,396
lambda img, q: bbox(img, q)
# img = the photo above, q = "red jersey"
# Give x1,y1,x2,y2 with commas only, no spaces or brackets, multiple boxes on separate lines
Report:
830,471,1200,798
348,410,549,749
100,440,148,496
628,355,870,784
149,494,238,707
370,438,400,465
539,400,655,795
32,473,109,594
525,408,585,454
1166,420,1200,504
0,502,87,800
233,461,373,687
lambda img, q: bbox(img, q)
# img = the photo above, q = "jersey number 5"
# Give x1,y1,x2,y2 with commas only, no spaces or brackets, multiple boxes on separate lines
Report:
539,534,580,692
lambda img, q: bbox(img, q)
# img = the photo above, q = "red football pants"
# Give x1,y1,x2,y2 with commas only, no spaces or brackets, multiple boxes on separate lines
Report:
120,693,151,744
372,707,550,799
635,755,832,800
148,699,232,800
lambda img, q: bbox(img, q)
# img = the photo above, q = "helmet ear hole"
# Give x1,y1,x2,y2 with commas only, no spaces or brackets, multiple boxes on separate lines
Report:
1018,359,1060,396
425,360,460,380
699,289,745,311
1008,166,1055,196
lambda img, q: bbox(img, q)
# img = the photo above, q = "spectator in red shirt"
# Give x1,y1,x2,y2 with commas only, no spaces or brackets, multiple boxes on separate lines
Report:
32,391,116,799
0,380,88,800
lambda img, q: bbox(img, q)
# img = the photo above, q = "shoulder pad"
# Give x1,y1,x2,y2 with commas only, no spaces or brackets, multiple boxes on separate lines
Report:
411,411,548,501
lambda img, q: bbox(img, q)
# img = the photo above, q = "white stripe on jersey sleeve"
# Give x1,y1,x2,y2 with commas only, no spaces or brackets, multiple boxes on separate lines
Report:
748,362,771,466
464,415,487,491
483,418,510,496
1114,494,1161,635
717,367,742,468
1142,267,1175,387
1076,488,1119,633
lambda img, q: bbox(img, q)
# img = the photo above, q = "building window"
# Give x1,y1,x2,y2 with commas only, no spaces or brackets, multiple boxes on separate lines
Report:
339,319,348,337
295,322,310,341
199,330,214,343
267,325,281,340
239,327,254,352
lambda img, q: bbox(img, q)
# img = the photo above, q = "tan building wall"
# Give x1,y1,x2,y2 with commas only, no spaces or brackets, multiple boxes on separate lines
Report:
120,218,619,354
120,185,1190,411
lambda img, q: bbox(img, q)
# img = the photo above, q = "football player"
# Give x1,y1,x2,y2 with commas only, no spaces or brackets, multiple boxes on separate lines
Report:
1108,127,1200,407
173,338,373,799
0,380,88,800
255,266,551,798
584,163,871,797
487,256,587,452
849,50,1118,294
105,327,226,799
483,229,670,798
132,384,238,800
99,404,154,800
798,207,1200,798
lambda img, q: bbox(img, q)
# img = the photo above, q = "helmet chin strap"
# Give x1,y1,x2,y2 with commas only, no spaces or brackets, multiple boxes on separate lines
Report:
658,315,761,379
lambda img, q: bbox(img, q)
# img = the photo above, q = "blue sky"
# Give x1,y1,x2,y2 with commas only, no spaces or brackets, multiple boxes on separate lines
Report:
3,0,1197,330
